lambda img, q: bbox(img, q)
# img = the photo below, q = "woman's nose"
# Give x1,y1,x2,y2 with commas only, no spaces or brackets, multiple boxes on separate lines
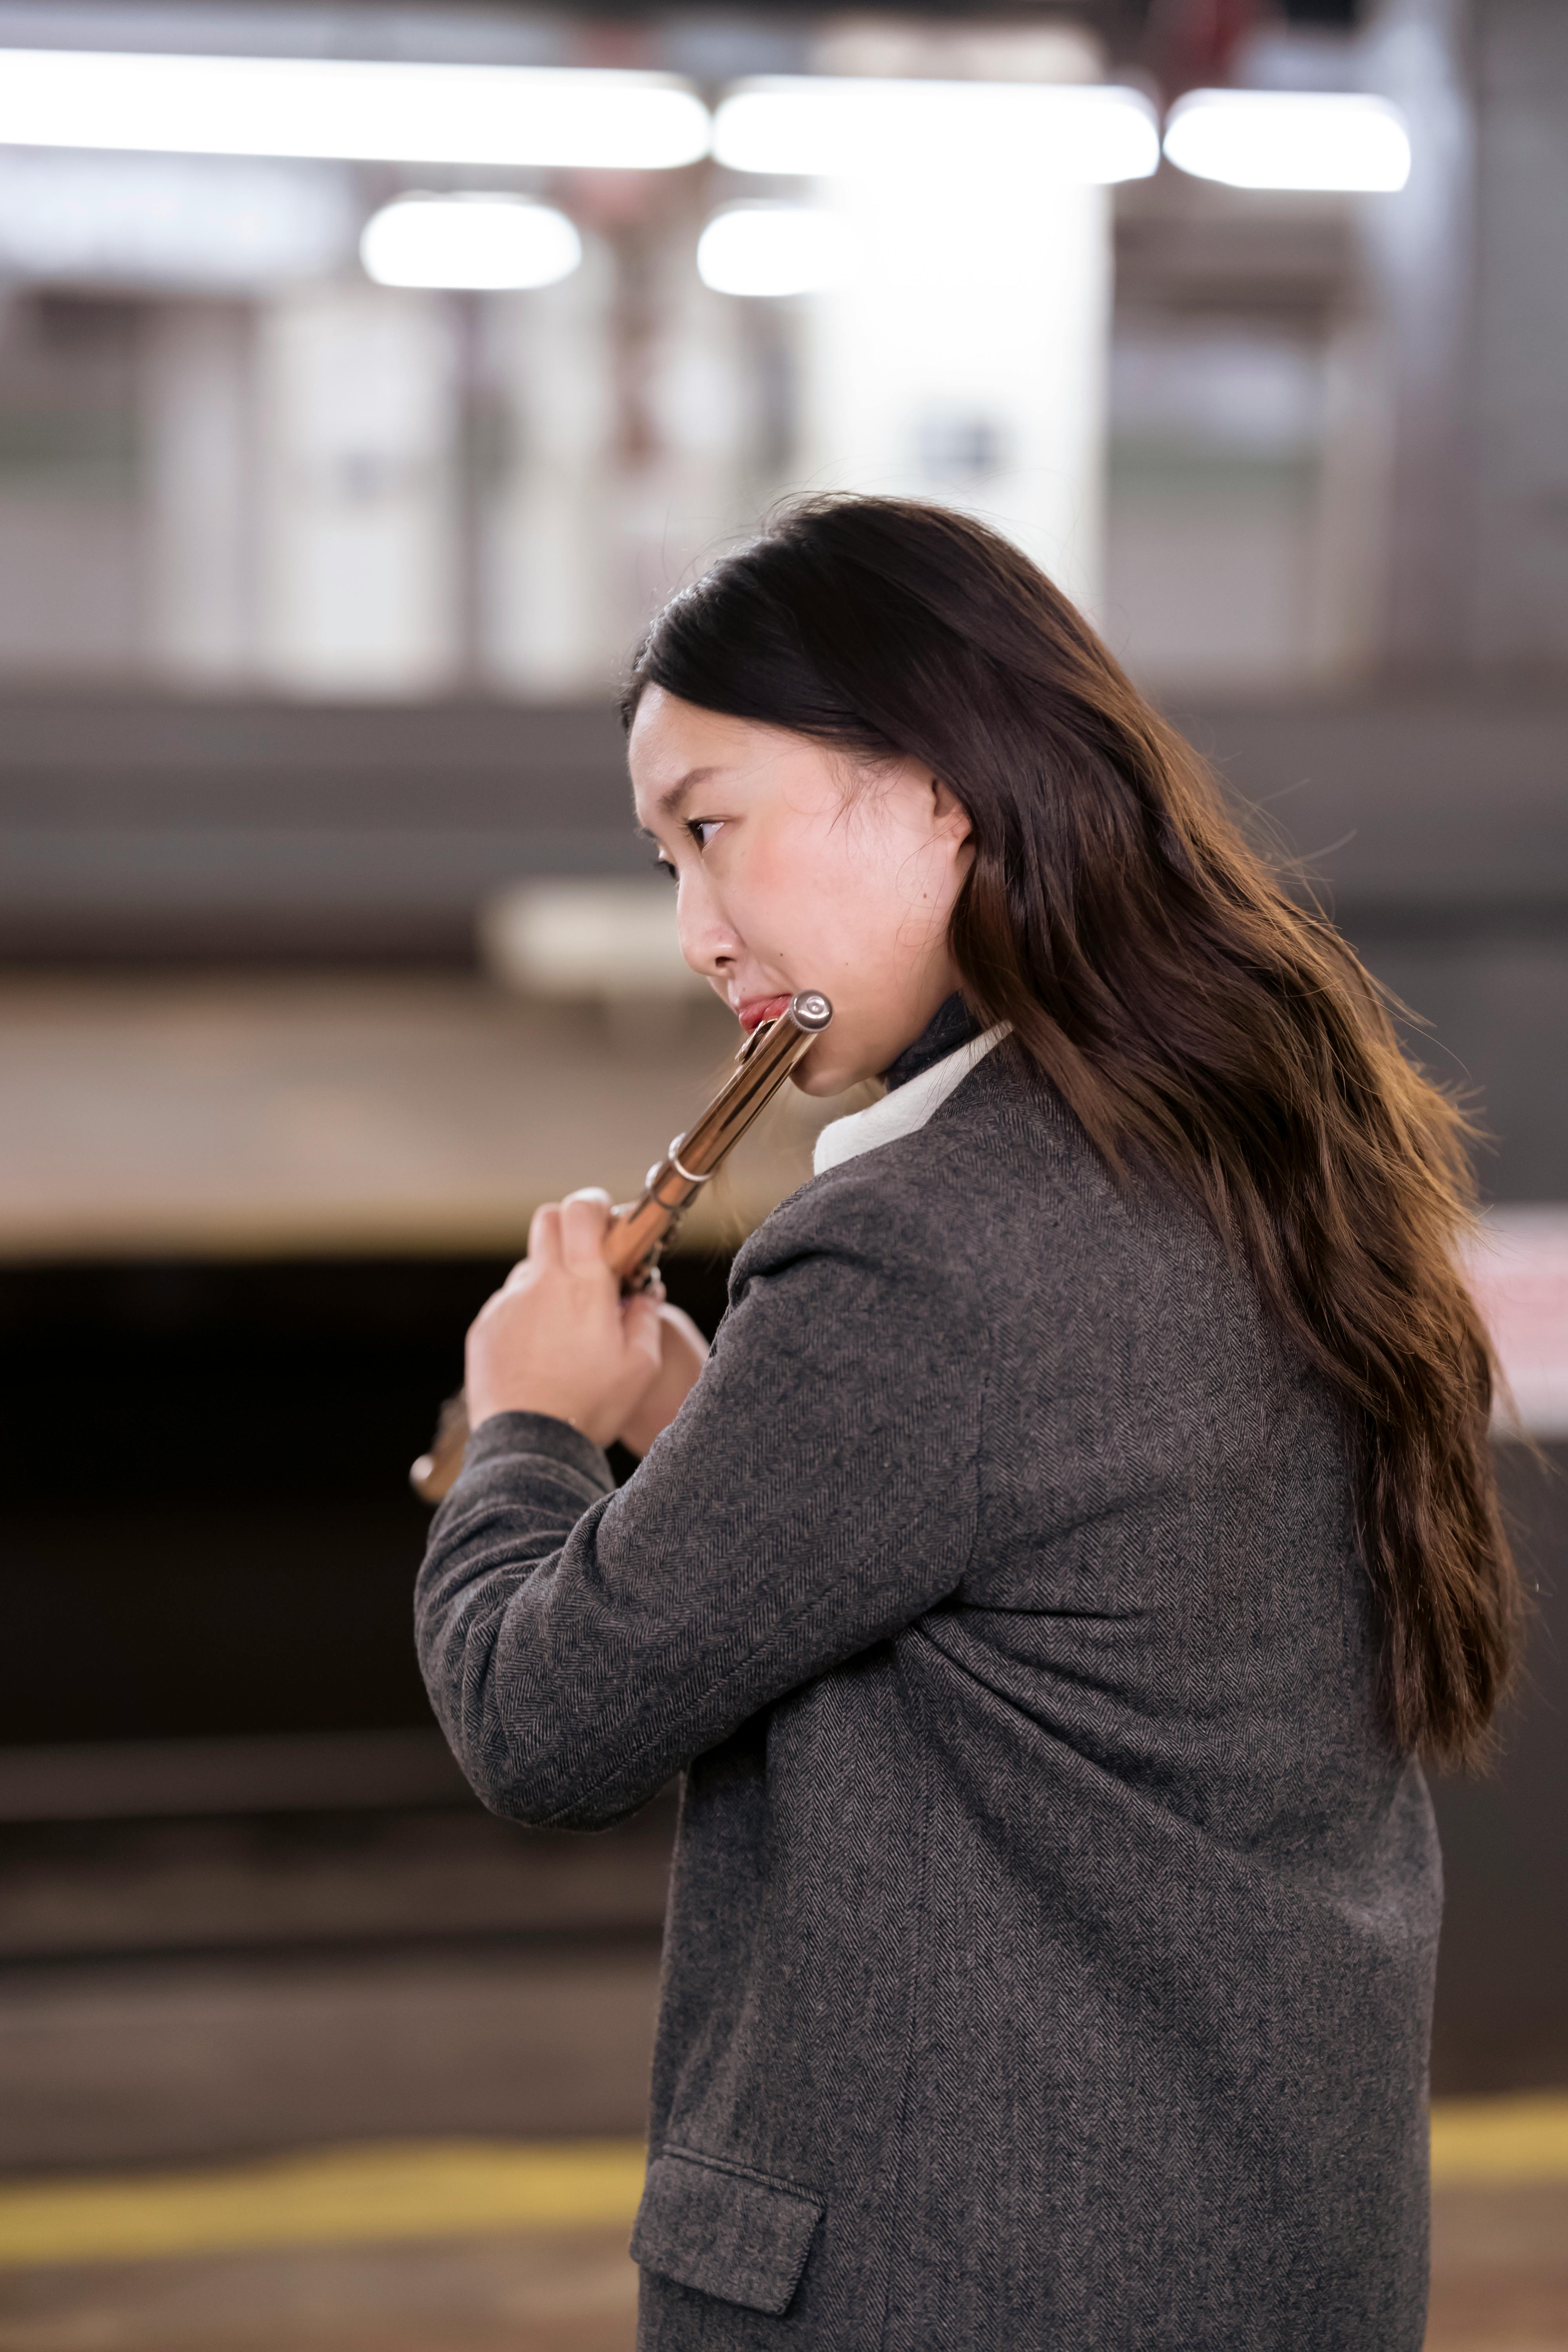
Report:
676,883,738,981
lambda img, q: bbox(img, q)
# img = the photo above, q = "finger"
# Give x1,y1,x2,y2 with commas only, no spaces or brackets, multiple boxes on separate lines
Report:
658,1303,711,1362
526,1201,563,1267
559,1189,613,1272
621,1289,665,1374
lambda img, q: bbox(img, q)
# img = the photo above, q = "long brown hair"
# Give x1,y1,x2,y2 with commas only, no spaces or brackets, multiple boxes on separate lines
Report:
624,494,1519,1767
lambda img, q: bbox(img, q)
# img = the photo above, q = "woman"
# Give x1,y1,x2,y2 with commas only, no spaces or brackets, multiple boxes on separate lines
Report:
416,497,1518,2350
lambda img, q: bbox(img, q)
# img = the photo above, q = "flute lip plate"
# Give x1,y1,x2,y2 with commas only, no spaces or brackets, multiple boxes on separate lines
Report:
789,991,833,1031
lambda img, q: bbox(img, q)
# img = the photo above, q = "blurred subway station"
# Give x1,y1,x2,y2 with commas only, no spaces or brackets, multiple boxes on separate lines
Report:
0,0,1563,2345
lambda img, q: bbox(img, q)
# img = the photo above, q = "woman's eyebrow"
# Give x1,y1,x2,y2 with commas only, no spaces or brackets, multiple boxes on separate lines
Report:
655,765,721,820
635,766,724,840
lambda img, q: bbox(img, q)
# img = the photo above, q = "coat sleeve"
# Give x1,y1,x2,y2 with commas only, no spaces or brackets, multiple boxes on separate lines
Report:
413,1185,985,1828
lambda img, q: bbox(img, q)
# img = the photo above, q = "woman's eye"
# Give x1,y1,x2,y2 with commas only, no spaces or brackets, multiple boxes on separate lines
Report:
688,818,724,851
653,856,677,884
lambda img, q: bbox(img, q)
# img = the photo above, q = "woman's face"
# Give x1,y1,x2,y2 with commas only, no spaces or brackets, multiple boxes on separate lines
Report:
628,688,973,1097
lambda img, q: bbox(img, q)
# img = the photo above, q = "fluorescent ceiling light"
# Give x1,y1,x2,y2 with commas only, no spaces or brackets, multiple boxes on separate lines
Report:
713,77,1160,185
1163,91,1411,192
361,195,581,290
697,204,844,298
0,49,710,170
0,150,352,288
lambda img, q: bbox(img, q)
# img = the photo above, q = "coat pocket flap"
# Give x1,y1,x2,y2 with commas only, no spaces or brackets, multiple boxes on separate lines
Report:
630,2146,824,2316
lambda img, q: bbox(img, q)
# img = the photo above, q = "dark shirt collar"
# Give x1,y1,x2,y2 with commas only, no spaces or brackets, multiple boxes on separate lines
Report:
881,993,982,1092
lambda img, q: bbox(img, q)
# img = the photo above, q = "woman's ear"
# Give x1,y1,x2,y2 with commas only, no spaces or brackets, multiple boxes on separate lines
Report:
931,776,973,848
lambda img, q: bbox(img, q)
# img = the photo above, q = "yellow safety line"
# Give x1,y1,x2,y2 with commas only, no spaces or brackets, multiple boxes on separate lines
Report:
0,2139,647,2271
0,2097,1563,2272
1430,2092,1568,2183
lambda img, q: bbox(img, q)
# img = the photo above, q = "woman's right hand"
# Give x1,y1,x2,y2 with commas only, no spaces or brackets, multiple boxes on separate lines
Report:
617,1304,710,1458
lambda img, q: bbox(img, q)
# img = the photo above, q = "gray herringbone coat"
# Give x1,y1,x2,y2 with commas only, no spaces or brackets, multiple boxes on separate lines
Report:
416,1044,1439,2350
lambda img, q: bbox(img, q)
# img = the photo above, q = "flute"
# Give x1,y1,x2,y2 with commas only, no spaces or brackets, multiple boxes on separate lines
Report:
409,988,833,1504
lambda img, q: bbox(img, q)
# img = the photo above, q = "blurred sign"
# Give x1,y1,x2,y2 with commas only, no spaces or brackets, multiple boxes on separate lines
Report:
0,149,354,288
1466,1210,1568,1439
478,879,707,1004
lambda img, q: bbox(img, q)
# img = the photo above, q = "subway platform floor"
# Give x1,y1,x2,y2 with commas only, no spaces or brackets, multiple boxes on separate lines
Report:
0,2142,1563,2351
0,2141,645,2352
0,2224,638,2350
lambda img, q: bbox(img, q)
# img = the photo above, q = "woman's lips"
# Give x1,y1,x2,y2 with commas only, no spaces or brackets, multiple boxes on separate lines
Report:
738,994,792,1033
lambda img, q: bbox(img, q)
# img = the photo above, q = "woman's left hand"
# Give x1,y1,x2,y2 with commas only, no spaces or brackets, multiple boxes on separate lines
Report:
465,1189,665,1448
617,1303,711,1458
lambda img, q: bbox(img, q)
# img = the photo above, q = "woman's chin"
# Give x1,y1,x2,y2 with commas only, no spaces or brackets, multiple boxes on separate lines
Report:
791,1053,878,1102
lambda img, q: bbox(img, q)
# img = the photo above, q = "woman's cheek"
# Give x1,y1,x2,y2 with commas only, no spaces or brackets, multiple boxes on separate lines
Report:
736,831,822,956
